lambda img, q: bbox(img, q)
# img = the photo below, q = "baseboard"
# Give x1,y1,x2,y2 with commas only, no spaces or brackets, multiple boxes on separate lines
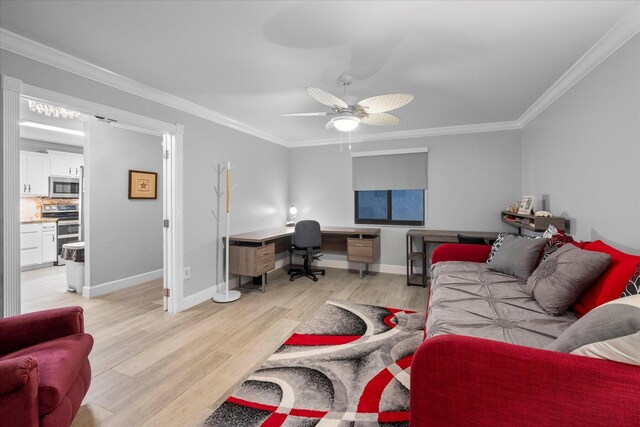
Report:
177,258,405,311
280,257,405,275
82,269,163,298
178,283,224,311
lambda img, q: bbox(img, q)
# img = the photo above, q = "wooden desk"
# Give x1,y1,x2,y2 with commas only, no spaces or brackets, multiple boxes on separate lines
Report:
405,229,500,287
228,226,381,292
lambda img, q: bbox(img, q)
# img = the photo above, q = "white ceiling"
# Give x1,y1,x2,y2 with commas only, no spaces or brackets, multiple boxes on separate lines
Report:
0,1,637,146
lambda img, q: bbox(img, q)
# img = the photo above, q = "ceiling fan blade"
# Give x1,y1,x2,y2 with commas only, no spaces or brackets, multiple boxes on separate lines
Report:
357,93,414,113
360,112,401,126
307,87,348,109
280,112,331,117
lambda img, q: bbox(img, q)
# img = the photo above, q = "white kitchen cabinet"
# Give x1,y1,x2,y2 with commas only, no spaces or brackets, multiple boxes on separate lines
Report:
49,151,84,177
20,223,42,267
41,223,58,263
21,222,58,267
20,152,50,196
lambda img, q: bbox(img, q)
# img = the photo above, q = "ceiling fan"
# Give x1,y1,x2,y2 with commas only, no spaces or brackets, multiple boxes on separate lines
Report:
281,72,414,132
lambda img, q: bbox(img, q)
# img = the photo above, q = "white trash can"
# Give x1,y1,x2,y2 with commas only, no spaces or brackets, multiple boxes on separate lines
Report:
61,242,85,293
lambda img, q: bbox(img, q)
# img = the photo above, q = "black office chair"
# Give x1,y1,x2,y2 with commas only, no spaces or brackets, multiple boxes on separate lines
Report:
457,234,488,245
288,220,326,282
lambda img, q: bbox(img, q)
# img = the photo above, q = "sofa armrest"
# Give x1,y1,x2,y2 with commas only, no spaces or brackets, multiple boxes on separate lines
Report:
0,306,84,356
431,243,491,265
0,356,39,427
410,335,640,426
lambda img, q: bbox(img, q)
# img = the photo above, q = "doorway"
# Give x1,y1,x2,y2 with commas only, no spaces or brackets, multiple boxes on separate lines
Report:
2,76,183,316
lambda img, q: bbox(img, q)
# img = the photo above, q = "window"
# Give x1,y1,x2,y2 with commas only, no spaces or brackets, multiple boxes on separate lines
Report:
355,190,424,226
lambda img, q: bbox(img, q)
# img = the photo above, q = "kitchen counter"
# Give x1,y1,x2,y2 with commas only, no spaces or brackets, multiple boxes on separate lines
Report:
21,218,59,224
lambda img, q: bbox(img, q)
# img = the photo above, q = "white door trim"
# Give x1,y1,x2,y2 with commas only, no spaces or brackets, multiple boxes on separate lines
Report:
1,74,185,315
1,75,23,318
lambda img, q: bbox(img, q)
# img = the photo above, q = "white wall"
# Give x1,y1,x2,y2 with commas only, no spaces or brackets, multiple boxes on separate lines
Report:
87,121,163,286
522,34,640,254
290,130,523,267
0,49,289,298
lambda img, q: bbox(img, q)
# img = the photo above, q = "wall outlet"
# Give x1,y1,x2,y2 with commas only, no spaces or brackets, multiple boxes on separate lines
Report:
184,266,191,280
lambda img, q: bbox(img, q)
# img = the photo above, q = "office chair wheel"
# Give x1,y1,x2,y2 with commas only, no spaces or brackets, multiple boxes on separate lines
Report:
321,271,325,276
313,277,318,282
290,277,294,281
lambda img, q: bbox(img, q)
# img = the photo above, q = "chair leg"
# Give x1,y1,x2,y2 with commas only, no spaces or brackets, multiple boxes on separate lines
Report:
288,255,325,282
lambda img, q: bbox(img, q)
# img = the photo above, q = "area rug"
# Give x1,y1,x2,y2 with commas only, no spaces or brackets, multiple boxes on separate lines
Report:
205,301,425,426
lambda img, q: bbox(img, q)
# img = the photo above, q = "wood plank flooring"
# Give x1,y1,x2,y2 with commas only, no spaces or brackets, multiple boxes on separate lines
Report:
20,266,428,427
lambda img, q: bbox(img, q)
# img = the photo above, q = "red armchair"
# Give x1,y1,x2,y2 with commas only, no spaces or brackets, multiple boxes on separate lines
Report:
0,307,93,427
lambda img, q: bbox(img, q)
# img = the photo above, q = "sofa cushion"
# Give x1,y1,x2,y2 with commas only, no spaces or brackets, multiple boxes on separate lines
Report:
0,333,93,416
526,244,611,316
621,262,640,298
487,234,548,279
546,295,640,366
571,241,640,317
428,262,576,348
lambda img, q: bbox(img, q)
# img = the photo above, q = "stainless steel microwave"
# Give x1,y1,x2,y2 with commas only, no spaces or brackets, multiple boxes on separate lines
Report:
49,176,80,198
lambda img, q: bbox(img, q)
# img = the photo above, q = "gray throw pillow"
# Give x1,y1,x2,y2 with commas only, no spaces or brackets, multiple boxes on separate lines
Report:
527,244,611,316
546,294,640,366
487,234,548,280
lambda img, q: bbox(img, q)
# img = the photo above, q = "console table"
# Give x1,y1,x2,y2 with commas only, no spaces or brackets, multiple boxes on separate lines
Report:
228,226,381,292
406,229,500,287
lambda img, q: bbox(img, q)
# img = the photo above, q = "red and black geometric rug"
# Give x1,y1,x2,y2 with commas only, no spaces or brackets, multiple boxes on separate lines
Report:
204,301,425,426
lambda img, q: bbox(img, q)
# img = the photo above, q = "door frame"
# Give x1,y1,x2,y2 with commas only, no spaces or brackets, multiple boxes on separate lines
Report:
1,74,184,315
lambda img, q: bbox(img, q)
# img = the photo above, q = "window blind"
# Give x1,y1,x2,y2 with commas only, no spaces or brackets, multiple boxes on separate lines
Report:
352,149,428,191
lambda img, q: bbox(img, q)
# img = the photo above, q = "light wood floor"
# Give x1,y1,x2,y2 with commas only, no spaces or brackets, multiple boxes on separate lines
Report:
21,266,428,427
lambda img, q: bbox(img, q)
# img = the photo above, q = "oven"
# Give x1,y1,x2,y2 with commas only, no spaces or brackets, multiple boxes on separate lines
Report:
42,204,80,265
49,176,80,199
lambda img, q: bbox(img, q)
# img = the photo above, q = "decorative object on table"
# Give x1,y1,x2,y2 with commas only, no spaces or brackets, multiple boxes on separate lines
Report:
286,204,298,227
213,161,241,303
128,170,157,199
204,301,424,426
505,202,520,213
517,195,535,214
281,71,413,134
535,210,552,217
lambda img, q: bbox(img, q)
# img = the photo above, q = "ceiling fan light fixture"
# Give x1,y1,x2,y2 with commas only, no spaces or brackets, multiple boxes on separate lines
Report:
330,115,360,132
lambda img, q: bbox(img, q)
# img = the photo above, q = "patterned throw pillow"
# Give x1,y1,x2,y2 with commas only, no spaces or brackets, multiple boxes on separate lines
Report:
546,294,640,366
543,224,559,238
620,262,640,298
539,224,575,262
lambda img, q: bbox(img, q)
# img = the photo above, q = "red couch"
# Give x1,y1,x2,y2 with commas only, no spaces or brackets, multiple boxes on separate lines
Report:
0,307,93,427
410,243,640,426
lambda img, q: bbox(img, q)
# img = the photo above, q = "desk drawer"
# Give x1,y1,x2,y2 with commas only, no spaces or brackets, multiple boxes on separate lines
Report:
347,237,379,263
230,243,275,276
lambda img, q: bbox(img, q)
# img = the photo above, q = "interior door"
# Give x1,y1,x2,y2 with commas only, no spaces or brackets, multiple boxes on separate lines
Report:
162,134,171,311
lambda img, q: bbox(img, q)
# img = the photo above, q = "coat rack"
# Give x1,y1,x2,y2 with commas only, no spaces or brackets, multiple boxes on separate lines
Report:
212,161,241,303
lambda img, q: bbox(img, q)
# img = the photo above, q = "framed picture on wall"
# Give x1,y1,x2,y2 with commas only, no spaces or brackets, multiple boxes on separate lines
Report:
518,195,535,214
128,170,157,199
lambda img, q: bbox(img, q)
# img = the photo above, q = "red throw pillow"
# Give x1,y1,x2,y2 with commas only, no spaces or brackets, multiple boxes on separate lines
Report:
571,240,640,317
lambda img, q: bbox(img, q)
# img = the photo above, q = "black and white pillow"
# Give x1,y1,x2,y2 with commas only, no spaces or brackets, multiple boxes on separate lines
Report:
546,294,640,366
620,262,640,298
542,224,559,239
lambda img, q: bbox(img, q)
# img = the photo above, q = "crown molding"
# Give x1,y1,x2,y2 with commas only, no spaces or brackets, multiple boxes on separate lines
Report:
292,120,522,147
2,3,638,149
518,4,640,127
0,28,289,147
